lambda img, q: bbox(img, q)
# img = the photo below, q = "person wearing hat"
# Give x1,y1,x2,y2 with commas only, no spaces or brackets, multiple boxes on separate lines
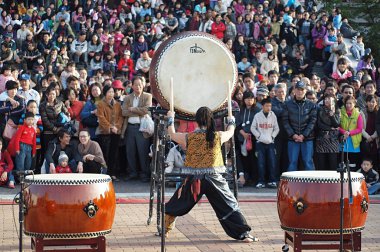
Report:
117,50,134,79
122,76,152,182
96,84,124,181
55,151,72,173
0,72,40,107
256,85,269,109
235,90,260,186
112,79,125,103
282,81,317,171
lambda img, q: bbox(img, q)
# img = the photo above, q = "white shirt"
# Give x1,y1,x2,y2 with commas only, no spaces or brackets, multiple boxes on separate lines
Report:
128,95,141,124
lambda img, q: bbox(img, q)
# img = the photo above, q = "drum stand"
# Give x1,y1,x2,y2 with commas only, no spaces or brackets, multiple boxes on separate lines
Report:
14,171,28,252
146,108,239,252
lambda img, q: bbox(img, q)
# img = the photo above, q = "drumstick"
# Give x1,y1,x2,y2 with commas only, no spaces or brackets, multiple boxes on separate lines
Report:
170,77,174,112
228,80,232,118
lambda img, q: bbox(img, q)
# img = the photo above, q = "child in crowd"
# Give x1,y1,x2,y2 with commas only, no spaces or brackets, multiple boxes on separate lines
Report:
0,138,15,189
251,98,279,188
350,35,365,61
56,151,72,173
279,58,292,80
14,112,37,173
357,158,380,195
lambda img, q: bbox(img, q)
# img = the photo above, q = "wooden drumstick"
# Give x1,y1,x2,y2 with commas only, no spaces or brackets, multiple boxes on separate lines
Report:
228,80,232,118
170,77,174,112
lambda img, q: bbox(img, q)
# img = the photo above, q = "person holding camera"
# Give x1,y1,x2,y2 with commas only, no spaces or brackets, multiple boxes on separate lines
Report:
315,94,340,170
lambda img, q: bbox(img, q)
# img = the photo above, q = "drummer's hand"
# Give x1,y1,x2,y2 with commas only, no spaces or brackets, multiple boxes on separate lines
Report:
77,162,84,173
167,111,175,118
49,164,56,174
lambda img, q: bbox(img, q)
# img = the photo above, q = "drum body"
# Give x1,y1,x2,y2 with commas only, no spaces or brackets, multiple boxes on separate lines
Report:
24,174,116,238
277,171,369,234
150,31,237,117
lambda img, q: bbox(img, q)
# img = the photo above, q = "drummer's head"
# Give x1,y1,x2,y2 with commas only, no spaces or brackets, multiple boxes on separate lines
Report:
195,107,216,148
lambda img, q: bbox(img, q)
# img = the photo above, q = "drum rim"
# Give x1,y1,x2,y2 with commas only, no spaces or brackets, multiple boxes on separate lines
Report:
280,171,364,183
24,174,112,185
149,31,238,117
280,225,365,234
24,229,112,238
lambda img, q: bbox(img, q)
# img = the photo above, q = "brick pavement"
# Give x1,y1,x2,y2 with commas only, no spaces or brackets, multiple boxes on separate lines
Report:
0,200,379,252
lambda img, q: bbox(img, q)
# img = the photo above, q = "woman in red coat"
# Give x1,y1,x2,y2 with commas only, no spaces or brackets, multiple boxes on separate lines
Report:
211,14,226,40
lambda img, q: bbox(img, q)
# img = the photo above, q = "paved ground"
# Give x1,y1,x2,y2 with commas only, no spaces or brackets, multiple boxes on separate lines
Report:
1,194,379,252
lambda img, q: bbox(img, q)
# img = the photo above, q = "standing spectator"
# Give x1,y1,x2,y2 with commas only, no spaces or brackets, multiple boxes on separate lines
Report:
122,76,152,182
39,85,70,155
315,94,340,170
211,14,225,40
282,81,317,171
14,112,36,173
251,98,279,188
311,20,326,64
297,12,313,58
324,32,347,76
96,85,124,181
235,91,260,185
271,83,288,177
339,95,363,171
361,95,378,166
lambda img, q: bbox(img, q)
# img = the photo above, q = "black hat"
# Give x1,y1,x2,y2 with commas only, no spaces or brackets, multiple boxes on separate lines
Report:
25,111,35,119
5,80,19,90
102,84,113,96
243,91,255,100
295,81,306,89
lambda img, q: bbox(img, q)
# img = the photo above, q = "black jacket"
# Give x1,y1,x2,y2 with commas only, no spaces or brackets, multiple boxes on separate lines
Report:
45,138,82,166
316,106,340,138
271,97,287,140
357,168,379,186
282,97,317,140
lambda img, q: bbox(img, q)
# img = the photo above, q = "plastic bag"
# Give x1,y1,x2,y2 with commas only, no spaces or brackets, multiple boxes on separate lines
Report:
139,115,154,137
241,139,248,157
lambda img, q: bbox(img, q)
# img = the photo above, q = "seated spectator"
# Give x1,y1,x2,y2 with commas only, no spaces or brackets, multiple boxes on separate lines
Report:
135,51,151,79
0,65,16,93
350,35,365,61
357,158,380,195
260,51,279,77
237,55,251,73
0,138,15,188
44,128,83,174
332,58,352,84
78,130,107,174
340,18,360,39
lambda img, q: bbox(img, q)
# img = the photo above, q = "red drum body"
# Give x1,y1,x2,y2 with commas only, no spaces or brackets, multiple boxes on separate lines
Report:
24,174,116,238
150,31,238,117
277,171,369,234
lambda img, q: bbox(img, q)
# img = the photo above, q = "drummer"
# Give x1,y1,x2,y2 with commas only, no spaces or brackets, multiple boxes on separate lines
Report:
164,107,258,242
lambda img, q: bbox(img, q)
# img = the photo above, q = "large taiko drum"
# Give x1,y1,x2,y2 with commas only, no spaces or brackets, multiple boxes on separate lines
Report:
23,174,116,238
150,31,237,117
277,171,369,234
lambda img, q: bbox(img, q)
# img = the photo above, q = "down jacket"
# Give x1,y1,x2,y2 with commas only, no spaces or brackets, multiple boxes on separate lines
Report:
282,97,317,141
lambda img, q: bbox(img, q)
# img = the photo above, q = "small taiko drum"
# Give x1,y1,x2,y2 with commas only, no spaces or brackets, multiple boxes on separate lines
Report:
277,171,369,234
150,31,237,117
23,174,116,238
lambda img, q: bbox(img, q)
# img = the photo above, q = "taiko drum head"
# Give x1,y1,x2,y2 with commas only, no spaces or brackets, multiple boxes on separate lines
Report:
150,31,237,117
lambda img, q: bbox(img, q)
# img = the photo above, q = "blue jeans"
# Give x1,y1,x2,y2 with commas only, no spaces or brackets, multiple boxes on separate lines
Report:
287,140,315,171
368,183,380,195
256,142,276,183
15,143,32,172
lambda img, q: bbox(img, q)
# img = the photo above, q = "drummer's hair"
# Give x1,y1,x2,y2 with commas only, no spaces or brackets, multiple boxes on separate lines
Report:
195,107,215,148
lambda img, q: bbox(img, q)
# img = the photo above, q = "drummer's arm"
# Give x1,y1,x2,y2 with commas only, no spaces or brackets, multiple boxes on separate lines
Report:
167,112,187,147
220,124,235,144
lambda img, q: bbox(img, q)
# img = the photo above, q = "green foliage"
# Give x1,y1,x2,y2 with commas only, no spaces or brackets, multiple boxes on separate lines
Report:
320,0,380,58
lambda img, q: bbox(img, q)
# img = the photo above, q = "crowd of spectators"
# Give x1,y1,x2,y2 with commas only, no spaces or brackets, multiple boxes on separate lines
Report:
0,0,379,194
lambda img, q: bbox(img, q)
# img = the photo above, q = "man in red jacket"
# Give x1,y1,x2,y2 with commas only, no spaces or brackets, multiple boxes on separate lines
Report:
14,112,36,173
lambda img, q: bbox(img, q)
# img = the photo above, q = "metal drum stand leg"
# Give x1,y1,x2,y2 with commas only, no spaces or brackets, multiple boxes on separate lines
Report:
148,116,160,226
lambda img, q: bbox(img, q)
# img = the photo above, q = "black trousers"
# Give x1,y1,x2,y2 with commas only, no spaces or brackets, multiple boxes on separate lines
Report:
166,173,251,240
274,136,289,180
316,152,338,170
97,134,120,176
